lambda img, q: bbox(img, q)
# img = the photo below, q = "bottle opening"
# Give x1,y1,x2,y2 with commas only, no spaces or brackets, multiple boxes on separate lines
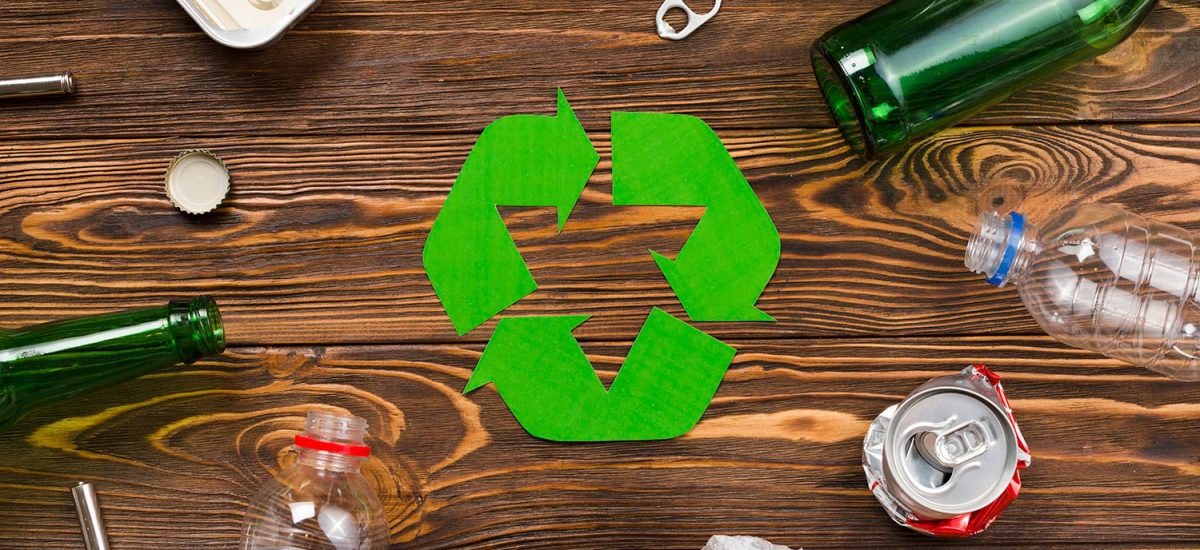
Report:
966,211,1025,287
295,411,371,458
188,296,225,356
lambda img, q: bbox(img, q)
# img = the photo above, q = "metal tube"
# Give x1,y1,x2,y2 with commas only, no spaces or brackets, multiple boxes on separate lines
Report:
70,482,111,550
0,72,75,99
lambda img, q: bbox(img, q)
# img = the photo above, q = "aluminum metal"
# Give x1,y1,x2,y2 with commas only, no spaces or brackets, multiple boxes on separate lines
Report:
71,482,111,550
0,72,75,100
656,0,721,40
863,365,1031,537
165,149,231,215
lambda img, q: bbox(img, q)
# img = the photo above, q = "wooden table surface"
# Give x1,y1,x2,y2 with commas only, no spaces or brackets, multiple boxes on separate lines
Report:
2,1,1200,548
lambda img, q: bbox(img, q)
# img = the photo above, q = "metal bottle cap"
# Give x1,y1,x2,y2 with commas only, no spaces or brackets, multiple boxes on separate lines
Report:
71,482,111,550
166,150,230,215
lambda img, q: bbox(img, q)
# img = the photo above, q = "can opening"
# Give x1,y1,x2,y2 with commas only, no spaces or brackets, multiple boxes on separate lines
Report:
903,437,952,490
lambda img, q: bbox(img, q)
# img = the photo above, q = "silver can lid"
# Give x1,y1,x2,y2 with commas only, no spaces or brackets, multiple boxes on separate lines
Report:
882,387,1017,519
165,150,230,215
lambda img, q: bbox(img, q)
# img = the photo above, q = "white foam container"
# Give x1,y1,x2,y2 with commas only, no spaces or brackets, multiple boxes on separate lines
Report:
177,0,322,49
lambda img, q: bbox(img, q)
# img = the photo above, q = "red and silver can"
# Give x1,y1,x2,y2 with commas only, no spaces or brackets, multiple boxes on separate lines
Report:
862,365,1031,538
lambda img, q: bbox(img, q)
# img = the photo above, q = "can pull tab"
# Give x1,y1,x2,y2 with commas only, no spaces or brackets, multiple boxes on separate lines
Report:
656,0,722,40
918,420,990,469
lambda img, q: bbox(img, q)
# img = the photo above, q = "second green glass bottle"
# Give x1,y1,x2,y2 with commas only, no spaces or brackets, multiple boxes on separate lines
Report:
0,297,225,430
812,0,1157,159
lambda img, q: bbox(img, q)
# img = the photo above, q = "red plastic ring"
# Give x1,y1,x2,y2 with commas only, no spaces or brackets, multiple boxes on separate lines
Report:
294,435,370,457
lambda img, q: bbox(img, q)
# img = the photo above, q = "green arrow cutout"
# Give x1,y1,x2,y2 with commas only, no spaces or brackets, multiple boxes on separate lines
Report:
464,308,735,441
613,112,780,322
423,90,599,335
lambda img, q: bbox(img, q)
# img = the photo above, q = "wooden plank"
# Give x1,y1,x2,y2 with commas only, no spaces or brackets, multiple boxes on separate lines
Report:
0,1,1196,138
1,2,1196,549
3,124,1200,344
0,337,1196,549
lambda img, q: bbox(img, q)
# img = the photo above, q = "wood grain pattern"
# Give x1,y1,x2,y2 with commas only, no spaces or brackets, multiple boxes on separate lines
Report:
0,338,1197,549
0,1,1197,139
2,0,1200,548
2,125,1200,344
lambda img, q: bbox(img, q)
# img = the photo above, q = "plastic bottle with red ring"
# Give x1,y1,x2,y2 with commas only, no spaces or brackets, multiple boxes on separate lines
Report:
241,411,389,549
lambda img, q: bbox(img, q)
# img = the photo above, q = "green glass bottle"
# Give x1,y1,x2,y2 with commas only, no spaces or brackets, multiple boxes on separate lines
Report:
812,0,1157,159
0,297,225,429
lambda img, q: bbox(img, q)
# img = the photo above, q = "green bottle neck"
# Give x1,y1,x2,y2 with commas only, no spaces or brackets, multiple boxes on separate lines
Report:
168,297,226,362
0,297,225,430
0,297,226,364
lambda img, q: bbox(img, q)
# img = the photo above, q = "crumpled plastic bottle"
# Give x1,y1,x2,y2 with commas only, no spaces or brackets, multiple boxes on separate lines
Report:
241,411,389,550
967,202,1200,381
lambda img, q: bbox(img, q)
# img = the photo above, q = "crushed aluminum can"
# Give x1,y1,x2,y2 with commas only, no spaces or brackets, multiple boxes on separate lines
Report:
862,365,1030,538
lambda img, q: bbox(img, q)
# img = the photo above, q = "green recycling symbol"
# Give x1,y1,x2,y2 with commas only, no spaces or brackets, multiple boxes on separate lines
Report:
423,90,780,442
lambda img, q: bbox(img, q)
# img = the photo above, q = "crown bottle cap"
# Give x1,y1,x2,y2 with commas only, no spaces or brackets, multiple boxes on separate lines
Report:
165,150,230,215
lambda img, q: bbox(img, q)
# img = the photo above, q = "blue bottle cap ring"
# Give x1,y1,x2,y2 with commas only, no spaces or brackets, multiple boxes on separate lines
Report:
986,212,1025,287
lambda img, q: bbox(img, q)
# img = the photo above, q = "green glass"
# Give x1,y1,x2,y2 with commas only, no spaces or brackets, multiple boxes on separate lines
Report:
0,297,224,429
812,0,1157,159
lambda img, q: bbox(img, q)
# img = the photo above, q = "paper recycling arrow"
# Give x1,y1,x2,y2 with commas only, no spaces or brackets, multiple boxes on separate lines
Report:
423,90,599,335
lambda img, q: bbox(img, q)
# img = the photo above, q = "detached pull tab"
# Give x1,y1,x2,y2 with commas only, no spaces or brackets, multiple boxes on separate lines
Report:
656,0,722,40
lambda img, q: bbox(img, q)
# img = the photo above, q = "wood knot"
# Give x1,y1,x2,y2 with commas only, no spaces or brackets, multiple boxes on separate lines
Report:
976,182,1026,215
265,347,323,379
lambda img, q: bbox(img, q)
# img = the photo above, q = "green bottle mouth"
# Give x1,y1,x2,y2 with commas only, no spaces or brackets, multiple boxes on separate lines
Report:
187,296,225,356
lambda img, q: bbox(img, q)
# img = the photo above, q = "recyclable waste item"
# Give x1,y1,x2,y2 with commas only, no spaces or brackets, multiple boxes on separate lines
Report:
71,482,111,550
423,90,779,441
657,0,722,40
178,0,321,49
166,150,231,215
863,365,1030,538
968,203,1200,381
0,297,225,430
0,72,75,100
702,535,794,550
241,410,389,550
812,0,1157,159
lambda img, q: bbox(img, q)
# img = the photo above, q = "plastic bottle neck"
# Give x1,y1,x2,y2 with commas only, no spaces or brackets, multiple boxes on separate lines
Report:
297,448,365,474
966,212,1039,288
168,296,225,362
293,411,372,474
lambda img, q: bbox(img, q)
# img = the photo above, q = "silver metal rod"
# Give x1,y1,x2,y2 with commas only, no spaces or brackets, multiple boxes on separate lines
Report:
71,482,111,550
0,72,75,99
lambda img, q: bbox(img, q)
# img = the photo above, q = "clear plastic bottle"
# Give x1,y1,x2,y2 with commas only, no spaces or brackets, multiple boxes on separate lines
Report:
966,203,1200,381
241,411,389,550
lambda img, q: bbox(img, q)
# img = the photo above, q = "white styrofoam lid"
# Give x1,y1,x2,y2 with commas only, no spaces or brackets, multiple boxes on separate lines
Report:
177,0,321,49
